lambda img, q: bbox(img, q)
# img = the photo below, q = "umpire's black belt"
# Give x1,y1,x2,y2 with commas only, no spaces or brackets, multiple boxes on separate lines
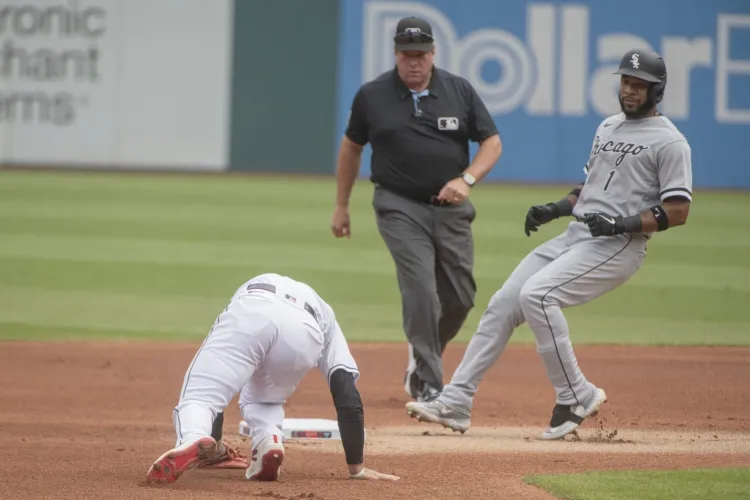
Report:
245,282,318,323
375,183,452,206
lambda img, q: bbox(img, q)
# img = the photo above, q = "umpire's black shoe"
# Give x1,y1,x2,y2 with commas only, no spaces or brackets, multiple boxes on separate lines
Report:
417,383,440,403
404,370,421,399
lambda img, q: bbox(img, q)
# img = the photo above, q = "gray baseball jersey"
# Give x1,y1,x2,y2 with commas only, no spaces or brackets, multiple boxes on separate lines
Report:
573,113,693,229
438,112,694,413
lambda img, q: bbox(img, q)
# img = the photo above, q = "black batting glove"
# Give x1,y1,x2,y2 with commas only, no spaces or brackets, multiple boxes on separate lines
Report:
583,212,626,237
524,204,559,236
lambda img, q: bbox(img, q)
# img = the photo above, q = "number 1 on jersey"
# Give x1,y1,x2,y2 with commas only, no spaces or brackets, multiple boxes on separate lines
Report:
604,170,616,191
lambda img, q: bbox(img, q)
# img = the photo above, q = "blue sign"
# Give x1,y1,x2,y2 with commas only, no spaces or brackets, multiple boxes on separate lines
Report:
336,0,750,189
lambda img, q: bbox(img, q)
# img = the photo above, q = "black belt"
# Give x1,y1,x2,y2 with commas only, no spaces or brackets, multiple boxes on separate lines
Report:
245,282,318,322
375,183,451,206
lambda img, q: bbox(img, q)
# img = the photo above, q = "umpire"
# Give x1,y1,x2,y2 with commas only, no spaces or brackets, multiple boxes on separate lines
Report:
330,16,502,402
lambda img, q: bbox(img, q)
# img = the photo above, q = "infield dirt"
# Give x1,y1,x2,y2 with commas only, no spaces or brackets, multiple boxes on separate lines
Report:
1,342,748,500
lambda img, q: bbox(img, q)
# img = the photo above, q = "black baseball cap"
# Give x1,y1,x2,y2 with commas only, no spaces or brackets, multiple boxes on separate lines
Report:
393,17,434,52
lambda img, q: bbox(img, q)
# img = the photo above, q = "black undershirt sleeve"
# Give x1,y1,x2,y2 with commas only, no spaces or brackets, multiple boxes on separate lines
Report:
328,368,364,465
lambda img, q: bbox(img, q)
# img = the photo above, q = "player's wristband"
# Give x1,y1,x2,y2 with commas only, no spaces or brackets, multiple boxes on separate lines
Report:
650,205,669,231
618,214,643,234
550,198,574,218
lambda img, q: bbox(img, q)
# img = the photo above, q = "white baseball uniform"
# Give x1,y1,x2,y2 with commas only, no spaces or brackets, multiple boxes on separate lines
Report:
172,273,360,449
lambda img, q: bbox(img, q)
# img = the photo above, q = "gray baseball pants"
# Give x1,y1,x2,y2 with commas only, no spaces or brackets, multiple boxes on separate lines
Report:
440,221,647,408
372,185,477,390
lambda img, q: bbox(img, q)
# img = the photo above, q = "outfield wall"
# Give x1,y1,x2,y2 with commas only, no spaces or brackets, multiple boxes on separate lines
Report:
228,0,340,175
2,0,750,189
336,0,750,189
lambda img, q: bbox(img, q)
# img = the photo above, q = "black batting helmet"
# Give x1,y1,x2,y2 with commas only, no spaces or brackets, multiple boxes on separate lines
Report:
613,49,667,104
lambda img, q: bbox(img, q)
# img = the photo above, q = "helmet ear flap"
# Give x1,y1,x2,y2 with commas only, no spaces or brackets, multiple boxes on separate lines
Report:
650,74,667,104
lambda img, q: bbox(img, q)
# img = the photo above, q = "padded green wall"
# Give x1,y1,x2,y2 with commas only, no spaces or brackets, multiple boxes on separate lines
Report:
229,0,340,174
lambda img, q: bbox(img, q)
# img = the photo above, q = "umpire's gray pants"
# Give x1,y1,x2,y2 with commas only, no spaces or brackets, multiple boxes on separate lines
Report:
373,185,477,390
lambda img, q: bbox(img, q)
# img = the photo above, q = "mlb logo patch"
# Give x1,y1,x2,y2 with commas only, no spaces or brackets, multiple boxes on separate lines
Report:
438,117,459,131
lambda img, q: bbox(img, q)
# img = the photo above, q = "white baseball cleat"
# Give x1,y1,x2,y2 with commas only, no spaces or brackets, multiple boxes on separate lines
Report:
540,388,608,440
245,434,285,481
405,399,471,434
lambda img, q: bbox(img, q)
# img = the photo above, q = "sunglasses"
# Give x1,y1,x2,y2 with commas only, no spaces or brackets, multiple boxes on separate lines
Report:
393,30,434,45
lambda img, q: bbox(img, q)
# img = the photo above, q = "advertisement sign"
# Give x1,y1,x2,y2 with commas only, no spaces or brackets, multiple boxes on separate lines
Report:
0,0,117,164
0,0,233,169
336,0,750,189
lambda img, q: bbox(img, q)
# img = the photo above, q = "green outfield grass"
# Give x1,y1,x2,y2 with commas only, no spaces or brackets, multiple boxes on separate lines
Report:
524,467,750,500
1,169,749,345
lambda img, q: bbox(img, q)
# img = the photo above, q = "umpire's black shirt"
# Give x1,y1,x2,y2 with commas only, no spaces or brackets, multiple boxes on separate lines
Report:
345,67,498,204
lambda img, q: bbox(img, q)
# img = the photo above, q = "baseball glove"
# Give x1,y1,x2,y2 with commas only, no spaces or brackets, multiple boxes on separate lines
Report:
198,440,248,469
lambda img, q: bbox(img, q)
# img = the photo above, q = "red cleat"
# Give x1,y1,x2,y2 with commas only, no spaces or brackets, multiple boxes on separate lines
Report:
146,436,217,485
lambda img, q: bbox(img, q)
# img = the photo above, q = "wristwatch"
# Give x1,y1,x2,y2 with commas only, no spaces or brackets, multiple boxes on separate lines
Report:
461,172,476,187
